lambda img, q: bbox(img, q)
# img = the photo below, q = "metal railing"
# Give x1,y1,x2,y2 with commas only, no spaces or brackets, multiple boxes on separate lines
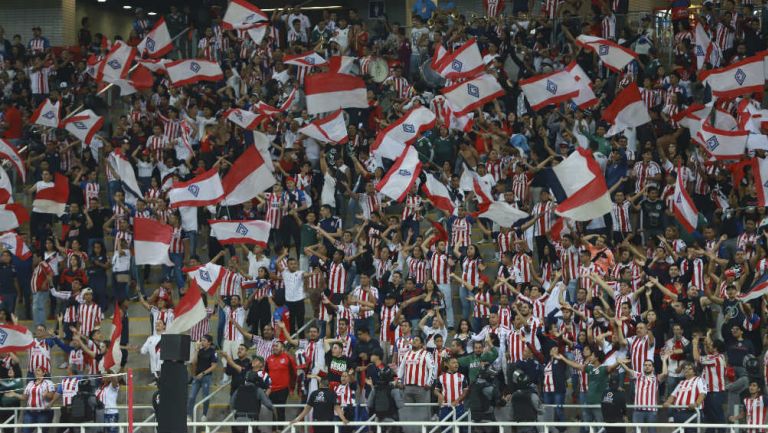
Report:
192,384,228,423
291,318,317,341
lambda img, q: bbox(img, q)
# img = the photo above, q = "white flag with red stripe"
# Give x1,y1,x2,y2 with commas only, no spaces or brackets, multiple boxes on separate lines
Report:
221,145,276,206
137,17,174,58
565,62,598,109
441,74,504,116
165,280,208,333
754,157,768,207
29,98,60,129
33,173,69,216
184,263,225,296
433,38,485,80
0,204,29,232
672,165,699,233
284,51,327,67
328,56,356,74
224,108,265,130
699,54,765,99
305,73,368,115
99,304,122,373
222,0,268,29
62,110,104,144
254,87,297,117
0,233,31,260
96,40,137,83
209,220,271,246
168,168,224,208
519,70,581,111
137,58,172,73
134,218,173,266
576,35,638,72
0,139,26,183
376,146,423,202
474,201,529,228
371,107,436,160
108,151,143,206
247,23,269,44
694,23,720,69
696,121,748,160
0,324,33,353
298,110,348,144
602,83,651,136
421,172,455,215
0,167,11,204
166,59,224,87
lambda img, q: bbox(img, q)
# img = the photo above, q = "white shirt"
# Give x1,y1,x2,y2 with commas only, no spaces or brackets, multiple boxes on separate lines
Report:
282,270,306,302
248,253,272,279
111,249,131,272
32,181,55,213
100,382,119,414
140,334,163,375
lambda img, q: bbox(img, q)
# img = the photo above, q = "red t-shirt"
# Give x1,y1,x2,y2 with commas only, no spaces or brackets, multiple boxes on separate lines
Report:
266,352,297,392
2,107,22,139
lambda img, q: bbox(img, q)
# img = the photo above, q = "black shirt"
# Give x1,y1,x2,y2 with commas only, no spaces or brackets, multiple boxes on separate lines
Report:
640,199,665,229
0,263,17,294
226,357,252,394
307,388,338,421
195,347,218,375
601,388,627,422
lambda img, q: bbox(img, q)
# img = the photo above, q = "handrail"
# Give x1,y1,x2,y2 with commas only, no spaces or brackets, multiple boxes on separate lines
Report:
428,406,456,433
354,413,376,433
290,318,317,341
192,383,228,423
208,411,235,433
136,412,155,433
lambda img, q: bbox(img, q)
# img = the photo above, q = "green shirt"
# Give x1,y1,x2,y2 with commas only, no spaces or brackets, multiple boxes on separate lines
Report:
457,347,499,383
300,224,318,249
432,135,456,166
582,132,611,156
585,364,608,404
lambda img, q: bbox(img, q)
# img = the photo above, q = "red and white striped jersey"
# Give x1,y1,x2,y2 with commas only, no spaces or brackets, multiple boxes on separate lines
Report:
335,383,355,407
671,376,708,408
542,0,561,19
511,172,528,203
633,372,660,410
518,294,548,322
450,218,472,248
28,339,53,373
401,195,423,221
472,289,492,318
498,306,513,329
497,231,517,255
78,303,103,337
700,353,726,392
531,201,555,237
59,377,79,406
83,182,100,209
436,372,467,405
556,243,579,283
385,76,411,99
24,380,54,408
737,232,758,250
430,252,451,285
169,227,184,254
394,335,413,365
220,269,243,297
640,88,661,109
680,257,705,290
28,67,53,94
543,361,557,392
574,351,589,392
380,305,400,343
611,201,633,232
601,14,617,40
633,161,661,192
398,349,435,387
223,306,246,342
150,307,174,335
264,193,284,229
190,308,214,342
352,286,378,319
31,261,54,294
251,335,278,362
145,135,169,161
406,256,428,285
485,160,503,183
744,395,766,428
327,262,348,294
714,22,735,51
579,263,602,297
512,253,533,284
507,329,527,363
461,257,482,288
627,335,654,373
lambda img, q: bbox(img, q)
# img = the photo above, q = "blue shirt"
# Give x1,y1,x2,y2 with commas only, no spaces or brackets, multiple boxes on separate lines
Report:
412,0,437,20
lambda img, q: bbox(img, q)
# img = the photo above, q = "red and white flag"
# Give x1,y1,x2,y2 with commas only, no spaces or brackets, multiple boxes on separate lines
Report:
371,107,436,160
576,35,638,72
166,59,224,87
134,218,173,266
441,74,504,116
433,38,485,80
0,139,26,182
694,23,719,69
0,204,29,232
96,40,137,83
473,177,492,204
474,201,529,228
222,0,268,29
283,51,327,67
62,109,104,144
376,146,423,202
565,62,598,109
221,145,276,206
739,277,768,302
184,263,225,296
421,172,455,215
602,82,651,136
168,168,224,208
672,165,699,233
328,56,356,74
0,167,11,204
699,53,765,99
165,280,208,333
29,98,60,129
305,73,368,115
99,304,122,373
432,45,449,69
254,87,297,117
137,17,174,58
246,23,269,44
519,70,580,111
298,110,348,144
753,157,768,207
224,108,265,130
0,324,33,353
696,121,748,160
137,58,172,73
0,233,31,260
108,151,143,206
33,173,69,216
209,220,271,246
112,66,155,96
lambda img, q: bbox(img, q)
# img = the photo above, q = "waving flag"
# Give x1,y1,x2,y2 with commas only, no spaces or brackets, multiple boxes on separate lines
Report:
298,110,348,144
96,40,137,83
694,23,719,69
221,145,276,206
168,168,224,208
33,173,69,216
167,59,224,87
247,23,269,44
134,218,173,266
565,62,598,109
328,56,356,74
0,204,29,232
112,65,155,96
700,54,765,98
107,152,142,206
254,87,297,117
672,166,699,233
442,74,504,116
209,220,271,246
137,58,172,73
29,98,60,129
576,35,638,72
432,45,449,68
222,0,268,29
739,273,768,302
371,107,436,160
541,147,612,221
137,17,173,58
421,172,455,215
0,139,26,183
753,157,768,207
184,263,225,296
284,51,327,67
433,38,485,80
0,167,12,204
62,110,104,144
697,121,748,160
474,201,529,228
0,233,31,260
473,177,492,204
225,108,265,130
0,324,33,353
602,82,651,136
99,304,122,373
519,70,580,111
305,73,368,115
165,281,208,334
376,146,423,202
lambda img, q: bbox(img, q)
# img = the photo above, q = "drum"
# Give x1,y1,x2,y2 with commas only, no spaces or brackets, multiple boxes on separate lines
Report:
369,57,389,83
419,56,445,89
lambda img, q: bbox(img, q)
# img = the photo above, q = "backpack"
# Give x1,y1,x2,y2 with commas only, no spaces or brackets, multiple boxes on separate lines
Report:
233,383,259,414
70,392,101,422
372,387,394,416
468,381,497,413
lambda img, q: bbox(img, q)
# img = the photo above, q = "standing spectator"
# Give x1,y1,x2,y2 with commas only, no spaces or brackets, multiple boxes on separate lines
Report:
187,335,217,422
663,362,707,432
280,257,310,337
397,336,434,432
7,367,55,433
290,377,350,433
266,341,297,423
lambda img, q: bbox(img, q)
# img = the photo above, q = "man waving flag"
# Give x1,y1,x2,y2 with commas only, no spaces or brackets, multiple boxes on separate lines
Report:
672,166,699,233
376,146,423,202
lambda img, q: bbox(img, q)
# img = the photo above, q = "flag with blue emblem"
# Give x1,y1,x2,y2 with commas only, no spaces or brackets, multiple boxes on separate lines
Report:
209,219,271,246
376,145,423,202
168,167,224,208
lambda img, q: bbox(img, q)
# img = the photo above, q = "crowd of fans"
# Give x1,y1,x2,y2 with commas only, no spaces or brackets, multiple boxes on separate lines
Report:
0,0,768,431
